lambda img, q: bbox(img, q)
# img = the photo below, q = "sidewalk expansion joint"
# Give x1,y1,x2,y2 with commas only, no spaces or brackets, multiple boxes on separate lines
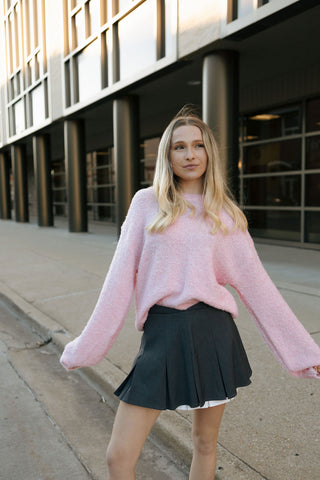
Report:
217,441,271,480
33,288,101,303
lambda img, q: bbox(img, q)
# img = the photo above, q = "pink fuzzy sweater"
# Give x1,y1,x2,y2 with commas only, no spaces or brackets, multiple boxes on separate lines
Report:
60,187,320,378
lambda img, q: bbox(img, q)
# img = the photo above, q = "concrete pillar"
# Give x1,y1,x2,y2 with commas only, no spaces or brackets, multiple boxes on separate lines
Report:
202,51,239,200
11,144,29,222
64,119,87,232
113,96,140,236
0,151,11,219
33,135,53,227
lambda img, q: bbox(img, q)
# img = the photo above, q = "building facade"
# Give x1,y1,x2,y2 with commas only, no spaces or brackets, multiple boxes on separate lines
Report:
0,0,319,246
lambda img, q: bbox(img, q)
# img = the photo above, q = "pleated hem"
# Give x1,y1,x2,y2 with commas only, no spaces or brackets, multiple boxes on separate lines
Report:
114,302,252,411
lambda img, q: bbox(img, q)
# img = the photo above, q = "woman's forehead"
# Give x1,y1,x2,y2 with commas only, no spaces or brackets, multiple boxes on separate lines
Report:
171,125,203,143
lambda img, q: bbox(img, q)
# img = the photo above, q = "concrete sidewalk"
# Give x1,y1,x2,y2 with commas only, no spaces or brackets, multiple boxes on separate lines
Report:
1,217,320,480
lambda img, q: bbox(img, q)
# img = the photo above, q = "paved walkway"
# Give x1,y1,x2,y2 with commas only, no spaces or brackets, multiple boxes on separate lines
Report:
1,217,320,479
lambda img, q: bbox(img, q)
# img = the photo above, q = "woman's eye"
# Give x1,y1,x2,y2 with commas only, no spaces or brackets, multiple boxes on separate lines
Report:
174,145,184,150
196,143,204,148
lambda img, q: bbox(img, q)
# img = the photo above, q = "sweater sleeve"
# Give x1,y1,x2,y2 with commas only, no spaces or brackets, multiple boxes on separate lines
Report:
60,191,145,371
221,228,320,379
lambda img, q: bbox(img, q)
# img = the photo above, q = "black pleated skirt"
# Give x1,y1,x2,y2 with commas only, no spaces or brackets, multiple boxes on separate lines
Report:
114,302,252,411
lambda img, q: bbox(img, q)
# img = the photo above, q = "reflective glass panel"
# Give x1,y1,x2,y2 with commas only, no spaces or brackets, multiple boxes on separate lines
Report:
88,0,100,34
243,105,301,142
119,0,157,80
305,174,320,207
306,98,320,132
31,84,45,126
238,0,255,18
305,212,320,244
306,136,320,169
71,0,82,8
246,210,300,242
244,175,301,207
73,8,85,48
243,139,301,173
77,40,101,102
118,0,133,12
13,99,25,134
165,0,176,58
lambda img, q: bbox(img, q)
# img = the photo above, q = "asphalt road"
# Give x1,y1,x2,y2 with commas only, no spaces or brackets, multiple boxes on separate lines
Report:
0,299,188,480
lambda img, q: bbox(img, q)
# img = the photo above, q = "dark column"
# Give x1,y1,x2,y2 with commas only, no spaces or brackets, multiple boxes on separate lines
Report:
202,51,239,200
113,96,140,236
64,119,87,232
0,151,11,219
11,144,29,222
33,134,53,227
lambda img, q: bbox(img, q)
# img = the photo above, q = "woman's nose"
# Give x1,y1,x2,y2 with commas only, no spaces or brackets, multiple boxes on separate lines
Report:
186,146,195,159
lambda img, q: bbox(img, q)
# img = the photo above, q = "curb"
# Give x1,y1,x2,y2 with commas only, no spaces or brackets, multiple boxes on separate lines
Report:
0,282,270,479
0,282,193,469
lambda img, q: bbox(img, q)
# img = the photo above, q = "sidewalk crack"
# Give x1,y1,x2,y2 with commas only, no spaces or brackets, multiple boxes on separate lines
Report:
8,338,52,352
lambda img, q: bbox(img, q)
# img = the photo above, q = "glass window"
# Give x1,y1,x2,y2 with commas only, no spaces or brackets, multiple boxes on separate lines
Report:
31,84,45,126
165,0,175,58
118,0,134,13
244,175,301,207
9,10,17,70
32,0,39,49
13,99,25,134
72,8,85,48
77,40,101,102
305,174,320,207
52,159,67,216
246,210,301,242
64,60,71,107
243,139,301,174
140,137,159,186
87,0,100,34
87,150,116,222
306,136,320,170
118,0,157,80
243,105,301,142
71,0,82,8
238,0,255,18
13,6,21,68
306,98,320,132
305,212,320,244
101,30,108,88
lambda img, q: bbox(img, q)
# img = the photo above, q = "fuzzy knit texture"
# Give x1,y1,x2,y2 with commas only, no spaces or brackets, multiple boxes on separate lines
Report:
60,187,320,378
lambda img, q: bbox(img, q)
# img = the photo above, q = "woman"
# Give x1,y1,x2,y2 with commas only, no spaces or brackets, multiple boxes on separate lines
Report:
61,107,320,480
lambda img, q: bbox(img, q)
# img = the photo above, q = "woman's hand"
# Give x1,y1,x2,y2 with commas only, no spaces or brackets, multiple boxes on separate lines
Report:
313,365,320,374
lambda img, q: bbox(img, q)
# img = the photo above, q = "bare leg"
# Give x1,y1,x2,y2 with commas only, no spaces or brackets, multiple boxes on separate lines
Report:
189,404,226,480
106,400,161,480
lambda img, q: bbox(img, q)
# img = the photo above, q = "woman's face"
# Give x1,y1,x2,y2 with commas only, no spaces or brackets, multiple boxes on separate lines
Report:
169,125,208,193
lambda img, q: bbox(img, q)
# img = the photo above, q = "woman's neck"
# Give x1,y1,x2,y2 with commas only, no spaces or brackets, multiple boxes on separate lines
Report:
179,180,204,195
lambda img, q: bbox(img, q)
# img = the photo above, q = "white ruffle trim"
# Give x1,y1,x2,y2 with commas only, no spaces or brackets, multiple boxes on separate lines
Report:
176,398,231,411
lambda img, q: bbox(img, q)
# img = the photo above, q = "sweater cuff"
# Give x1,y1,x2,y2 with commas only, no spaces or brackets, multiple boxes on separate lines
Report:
290,366,320,379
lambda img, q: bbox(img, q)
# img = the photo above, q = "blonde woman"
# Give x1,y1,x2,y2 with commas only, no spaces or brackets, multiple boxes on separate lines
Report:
61,107,320,480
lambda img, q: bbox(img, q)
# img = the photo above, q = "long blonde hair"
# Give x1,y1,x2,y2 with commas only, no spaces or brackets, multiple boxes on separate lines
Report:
147,107,248,234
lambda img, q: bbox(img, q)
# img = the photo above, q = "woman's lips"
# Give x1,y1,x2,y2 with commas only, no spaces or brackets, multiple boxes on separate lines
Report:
184,164,198,169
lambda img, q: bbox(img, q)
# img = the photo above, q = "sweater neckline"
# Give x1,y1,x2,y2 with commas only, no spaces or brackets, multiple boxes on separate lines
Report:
182,192,204,201
182,192,203,197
